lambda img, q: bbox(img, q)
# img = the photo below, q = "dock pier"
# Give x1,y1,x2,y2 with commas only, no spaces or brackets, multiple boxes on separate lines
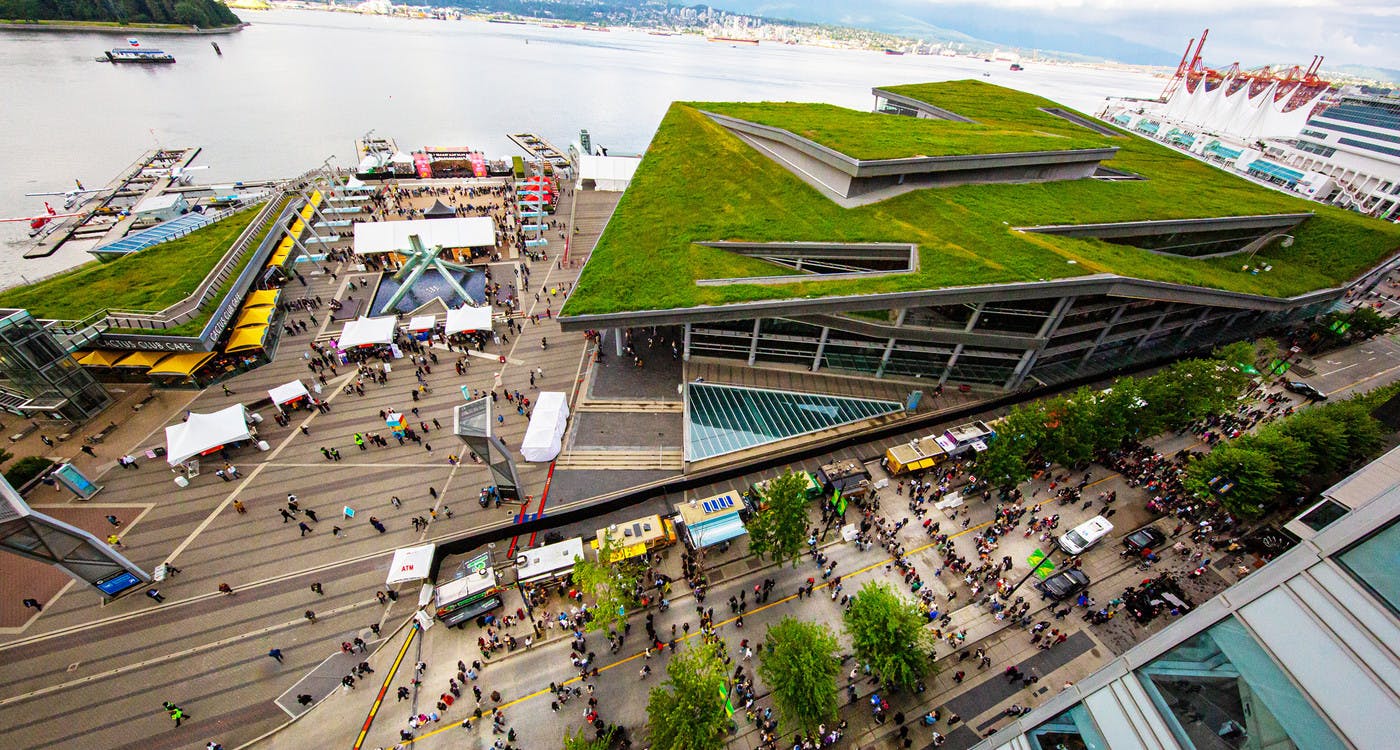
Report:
508,132,570,166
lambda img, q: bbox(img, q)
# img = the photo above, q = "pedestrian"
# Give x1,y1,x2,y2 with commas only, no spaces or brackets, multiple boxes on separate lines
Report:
21,597,42,612
81,445,96,457
221,384,234,396
280,509,293,523
304,508,319,522
298,521,312,536
169,706,186,726
218,583,235,596
304,610,317,623
297,694,314,706
268,648,284,664
332,525,343,536
105,514,121,527
311,582,323,595
233,500,246,514
146,588,165,603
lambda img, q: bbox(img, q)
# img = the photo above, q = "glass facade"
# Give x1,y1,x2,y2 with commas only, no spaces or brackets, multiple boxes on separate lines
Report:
1029,703,1107,750
1137,617,1345,750
0,309,111,422
685,383,903,461
1335,518,1400,615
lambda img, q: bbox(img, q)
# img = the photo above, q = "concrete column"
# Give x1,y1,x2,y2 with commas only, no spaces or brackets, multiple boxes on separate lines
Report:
939,344,964,386
1036,296,1075,339
1180,308,1212,343
963,303,986,332
875,337,896,378
894,308,908,327
615,327,624,357
747,319,762,366
1133,308,1174,351
811,327,830,372
1077,305,1126,370
1004,348,1038,390
683,323,692,362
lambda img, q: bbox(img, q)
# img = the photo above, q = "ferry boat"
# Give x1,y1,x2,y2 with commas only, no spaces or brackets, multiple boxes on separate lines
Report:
884,49,906,56
1009,63,1024,71
101,48,176,64
707,36,759,46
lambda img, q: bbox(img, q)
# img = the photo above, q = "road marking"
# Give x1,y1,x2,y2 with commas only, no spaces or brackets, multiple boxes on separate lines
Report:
404,520,997,746
1318,362,1360,377
1332,361,1400,395
0,598,376,708
354,623,418,750
166,463,268,563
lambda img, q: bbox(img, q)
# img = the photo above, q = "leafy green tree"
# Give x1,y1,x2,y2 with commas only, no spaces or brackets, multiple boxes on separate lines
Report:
1274,409,1349,473
758,618,840,735
1214,340,1259,370
1185,444,1281,518
4,455,53,487
1040,389,1103,468
843,581,934,690
747,470,810,567
1346,307,1396,339
563,725,615,750
571,535,642,633
975,407,1043,488
646,641,730,750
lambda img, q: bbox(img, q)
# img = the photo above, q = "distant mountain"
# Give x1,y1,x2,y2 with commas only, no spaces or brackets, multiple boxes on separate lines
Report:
0,0,243,27
1326,64,1400,87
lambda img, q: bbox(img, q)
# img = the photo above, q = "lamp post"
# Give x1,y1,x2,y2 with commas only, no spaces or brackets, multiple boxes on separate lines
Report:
1243,233,1291,272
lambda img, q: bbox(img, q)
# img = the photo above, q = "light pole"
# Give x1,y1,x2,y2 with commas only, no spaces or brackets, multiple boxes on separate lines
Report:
1242,233,1291,272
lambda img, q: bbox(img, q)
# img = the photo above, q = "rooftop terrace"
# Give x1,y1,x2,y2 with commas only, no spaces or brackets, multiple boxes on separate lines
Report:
563,80,1400,319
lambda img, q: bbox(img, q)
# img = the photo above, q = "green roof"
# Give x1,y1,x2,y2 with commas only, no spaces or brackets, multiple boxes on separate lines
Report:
563,80,1400,318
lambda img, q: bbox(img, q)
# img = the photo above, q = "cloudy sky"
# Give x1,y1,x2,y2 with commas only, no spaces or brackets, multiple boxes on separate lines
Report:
722,0,1400,69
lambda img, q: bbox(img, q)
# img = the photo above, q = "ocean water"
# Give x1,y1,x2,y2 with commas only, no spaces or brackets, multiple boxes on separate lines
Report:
0,10,1162,289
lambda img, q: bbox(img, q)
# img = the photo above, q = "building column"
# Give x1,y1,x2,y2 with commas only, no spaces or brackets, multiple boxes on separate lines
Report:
1037,297,1074,339
682,323,692,362
1180,308,1212,343
1004,348,1038,390
747,319,762,366
939,344,964,386
1077,305,1126,370
1133,308,1174,351
875,337,897,378
811,327,830,372
615,327,624,357
963,302,986,332
894,308,908,327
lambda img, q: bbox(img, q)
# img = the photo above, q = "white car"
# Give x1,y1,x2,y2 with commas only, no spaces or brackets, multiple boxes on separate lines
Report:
1058,515,1114,555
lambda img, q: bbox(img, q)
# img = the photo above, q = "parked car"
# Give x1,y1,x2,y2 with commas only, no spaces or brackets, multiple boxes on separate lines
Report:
1284,381,1327,401
1035,569,1090,601
1123,526,1166,555
1057,516,1114,555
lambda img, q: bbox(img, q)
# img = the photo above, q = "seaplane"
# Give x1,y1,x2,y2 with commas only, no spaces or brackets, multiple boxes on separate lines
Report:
140,164,210,185
25,180,103,210
2,203,83,237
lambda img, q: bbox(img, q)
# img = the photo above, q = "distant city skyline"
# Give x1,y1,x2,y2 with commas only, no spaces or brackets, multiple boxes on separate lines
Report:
719,0,1399,72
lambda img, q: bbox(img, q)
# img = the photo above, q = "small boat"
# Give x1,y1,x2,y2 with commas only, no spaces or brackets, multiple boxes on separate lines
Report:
1009,63,1024,71
884,49,905,56
101,48,176,64
211,42,222,56
707,36,759,45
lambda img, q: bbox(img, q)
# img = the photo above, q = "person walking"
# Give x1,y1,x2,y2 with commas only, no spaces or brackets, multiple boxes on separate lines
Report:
304,508,319,523
80,445,96,457
218,583,235,596
233,500,247,515
310,582,323,595
268,648,284,664
146,588,165,603
304,610,317,623
21,597,42,612
298,521,312,536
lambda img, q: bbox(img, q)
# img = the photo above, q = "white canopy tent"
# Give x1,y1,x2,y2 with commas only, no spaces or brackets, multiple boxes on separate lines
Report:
446,305,493,335
577,154,641,192
386,543,437,585
165,404,252,466
268,380,310,406
408,315,438,332
390,151,415,168
352,217,496,256
338,316,397,348
520,391,569,463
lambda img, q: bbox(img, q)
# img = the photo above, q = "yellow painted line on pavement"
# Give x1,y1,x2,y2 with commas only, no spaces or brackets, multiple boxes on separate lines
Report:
1332,361,1400,394
404,520,995,746
354,623,419,750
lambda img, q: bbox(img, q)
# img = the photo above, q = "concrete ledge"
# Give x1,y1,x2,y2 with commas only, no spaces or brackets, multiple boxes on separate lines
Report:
694,241,919,286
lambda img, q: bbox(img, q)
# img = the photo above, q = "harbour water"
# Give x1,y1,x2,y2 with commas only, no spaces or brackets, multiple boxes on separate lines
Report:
0,9,1162,289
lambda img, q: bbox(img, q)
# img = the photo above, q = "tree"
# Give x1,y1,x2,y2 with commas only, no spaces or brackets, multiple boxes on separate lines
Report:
843,581,934,691
570,534,642,633
646,641,730,750
758,618,840,735
563,725,615,750
1185,443,1281,518
747,470,810,567
3,455,53,487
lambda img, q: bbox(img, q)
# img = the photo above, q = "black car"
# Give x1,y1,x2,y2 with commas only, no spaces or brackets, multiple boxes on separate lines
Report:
1035,569,1090,601
1123,526,1166,554
1284,381,1328,401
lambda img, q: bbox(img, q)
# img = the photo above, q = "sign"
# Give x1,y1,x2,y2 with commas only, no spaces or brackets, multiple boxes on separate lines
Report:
343,506,356,518
95,571,144,596
906,390,923,412
52,463,101,499
834,490,846,516
464,552,491,574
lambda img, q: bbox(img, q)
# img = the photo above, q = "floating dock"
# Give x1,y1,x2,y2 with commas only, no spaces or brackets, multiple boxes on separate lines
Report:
23,147,202,259
508,133,569,166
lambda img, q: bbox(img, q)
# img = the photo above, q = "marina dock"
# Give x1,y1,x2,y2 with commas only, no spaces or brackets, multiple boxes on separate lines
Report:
23,147,202,259
508,132,570,165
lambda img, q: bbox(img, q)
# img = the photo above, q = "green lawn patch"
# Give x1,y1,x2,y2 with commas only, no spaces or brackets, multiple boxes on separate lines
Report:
563,81,1400,318
0,204,264,319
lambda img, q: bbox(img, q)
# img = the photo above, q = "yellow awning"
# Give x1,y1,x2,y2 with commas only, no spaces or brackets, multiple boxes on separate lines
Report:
77,349,127,367
114,351,173,369
224,325,269,354
244,289,281,308
147,351,216,377
234,307,274,329
308,189,323,208
268,249,290,268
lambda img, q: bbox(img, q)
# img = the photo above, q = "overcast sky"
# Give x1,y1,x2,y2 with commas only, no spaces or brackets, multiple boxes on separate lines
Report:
726,0,1400,69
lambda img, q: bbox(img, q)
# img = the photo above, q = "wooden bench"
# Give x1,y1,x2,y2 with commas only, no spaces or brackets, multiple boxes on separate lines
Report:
8,421,39,443
85,421,119,445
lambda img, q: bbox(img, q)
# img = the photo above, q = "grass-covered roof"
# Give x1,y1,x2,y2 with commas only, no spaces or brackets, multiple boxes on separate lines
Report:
563,80,1400,317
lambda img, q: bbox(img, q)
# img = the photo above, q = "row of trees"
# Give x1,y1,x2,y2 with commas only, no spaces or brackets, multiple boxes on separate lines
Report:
976,347,1256,488
638,581,934,747
0,0,242,28
1184,393,1388,518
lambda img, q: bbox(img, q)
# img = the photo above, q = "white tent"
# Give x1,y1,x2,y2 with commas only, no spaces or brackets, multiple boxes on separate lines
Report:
390,151,414,167
386,543,436,585
165,404,251,466
577,154,641,192
520,391,569,463
353,217,497,256
408,315,437,332
446,305,493,335
338,316,397,348
268,380,310,406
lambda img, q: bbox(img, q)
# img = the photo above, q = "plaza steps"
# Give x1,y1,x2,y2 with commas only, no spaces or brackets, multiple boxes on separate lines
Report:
574,400,682,413
554,448,684,471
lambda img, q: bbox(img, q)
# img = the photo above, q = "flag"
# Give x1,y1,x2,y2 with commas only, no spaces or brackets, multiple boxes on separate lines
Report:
834,489,846,516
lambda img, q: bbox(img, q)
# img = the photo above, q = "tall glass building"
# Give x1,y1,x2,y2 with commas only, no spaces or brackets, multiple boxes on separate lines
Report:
0,309,111,422
969,447,1400,750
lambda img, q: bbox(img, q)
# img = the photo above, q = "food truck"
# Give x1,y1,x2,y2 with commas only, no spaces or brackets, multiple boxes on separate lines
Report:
592,514,677,563
434,566,502,628
750,470,824,505
515,536,585,590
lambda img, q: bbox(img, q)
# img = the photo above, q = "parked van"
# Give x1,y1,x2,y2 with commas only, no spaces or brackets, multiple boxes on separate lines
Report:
1058,516,1114,555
